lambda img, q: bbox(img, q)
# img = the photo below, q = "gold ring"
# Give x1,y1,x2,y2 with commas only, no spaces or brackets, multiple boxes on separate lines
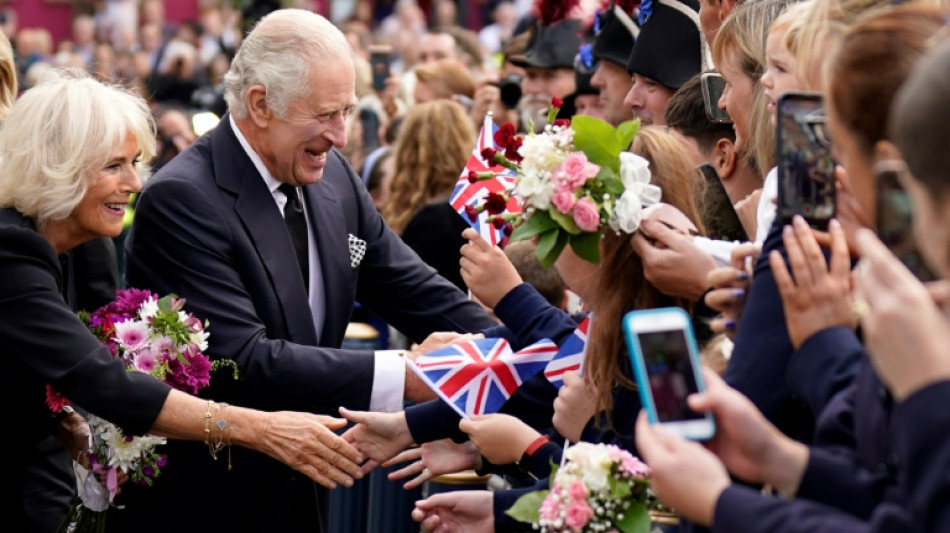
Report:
852,299,870,322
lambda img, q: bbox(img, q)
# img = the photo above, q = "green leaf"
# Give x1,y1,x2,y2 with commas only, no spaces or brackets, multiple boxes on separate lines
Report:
547,206,582,235
504,490,550,523
569,232,601,264
536,229,568,268
616,119,642,152
616,502,651,533
157,294,175,313
510,210,558,241
572,115,621,170
609,477,633,500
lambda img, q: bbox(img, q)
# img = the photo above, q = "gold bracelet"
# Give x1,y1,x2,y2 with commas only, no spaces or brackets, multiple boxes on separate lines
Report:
204,400,215,458
213,402,230,468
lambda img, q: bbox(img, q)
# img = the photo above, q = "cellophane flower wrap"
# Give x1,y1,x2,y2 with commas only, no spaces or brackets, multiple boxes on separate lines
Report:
471,100,660,267
506,442,660,533
46,288,237,532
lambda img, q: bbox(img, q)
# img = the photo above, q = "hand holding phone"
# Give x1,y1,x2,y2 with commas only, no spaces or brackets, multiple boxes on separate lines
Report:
624,307,716,441
700,72,732,124
776,92,837,230
369,44,392,92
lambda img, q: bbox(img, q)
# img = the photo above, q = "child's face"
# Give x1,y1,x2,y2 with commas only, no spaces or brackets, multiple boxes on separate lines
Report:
761,27,801,124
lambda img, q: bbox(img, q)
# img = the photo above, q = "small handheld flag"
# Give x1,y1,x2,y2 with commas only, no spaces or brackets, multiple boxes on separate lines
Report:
544,315,591,388
407,337,559,419
449,113,522,247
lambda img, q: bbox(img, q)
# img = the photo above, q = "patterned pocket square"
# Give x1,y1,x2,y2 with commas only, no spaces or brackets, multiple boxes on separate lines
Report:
348,234,366,269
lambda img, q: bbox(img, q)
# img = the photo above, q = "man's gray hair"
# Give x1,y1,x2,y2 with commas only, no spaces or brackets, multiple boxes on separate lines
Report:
224,9,354,119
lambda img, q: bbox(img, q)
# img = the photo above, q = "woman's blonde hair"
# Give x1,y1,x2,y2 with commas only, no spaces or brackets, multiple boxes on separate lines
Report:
0,32,16,121
584,126,706,427
0,71,156,229
413,58,476,101
382,99,475,233
713,0,795,176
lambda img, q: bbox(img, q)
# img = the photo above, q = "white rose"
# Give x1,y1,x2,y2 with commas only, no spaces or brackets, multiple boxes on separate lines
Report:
610,190,644,233
618,152,652,190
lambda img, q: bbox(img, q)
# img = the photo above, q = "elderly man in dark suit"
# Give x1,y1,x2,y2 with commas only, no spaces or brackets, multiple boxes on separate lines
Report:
117,8,495,533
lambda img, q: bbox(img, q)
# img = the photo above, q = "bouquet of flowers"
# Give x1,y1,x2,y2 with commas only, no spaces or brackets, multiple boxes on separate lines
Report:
46,288,237,532
506,442,662,533
466,99,660,267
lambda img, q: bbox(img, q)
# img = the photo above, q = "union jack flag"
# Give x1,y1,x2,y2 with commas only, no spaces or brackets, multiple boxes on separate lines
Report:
449,114,522,247
408,337,558,419
544,315,591,388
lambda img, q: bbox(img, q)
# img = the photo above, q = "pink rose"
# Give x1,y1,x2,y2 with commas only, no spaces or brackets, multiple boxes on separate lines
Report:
568,480,587,501
564,500,593,531
572,197,600,232
552,190,577,214
556,152,600,191
539,493,561,522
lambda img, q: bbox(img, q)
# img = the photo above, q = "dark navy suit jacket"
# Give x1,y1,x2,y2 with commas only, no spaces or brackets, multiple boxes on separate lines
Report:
116,116,495,533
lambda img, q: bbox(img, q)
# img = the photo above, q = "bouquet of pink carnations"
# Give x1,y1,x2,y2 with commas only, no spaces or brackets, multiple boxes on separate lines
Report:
506,442,663,533
47,288,237,532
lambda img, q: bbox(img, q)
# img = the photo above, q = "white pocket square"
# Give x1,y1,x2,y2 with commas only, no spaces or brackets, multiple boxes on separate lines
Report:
348,234,366,269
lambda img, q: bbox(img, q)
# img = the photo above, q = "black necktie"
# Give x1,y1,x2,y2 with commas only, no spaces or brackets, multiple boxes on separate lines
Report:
278,184,309,291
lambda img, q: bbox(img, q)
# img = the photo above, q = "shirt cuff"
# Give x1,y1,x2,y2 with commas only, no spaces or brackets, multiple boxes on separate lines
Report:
370,349,406,413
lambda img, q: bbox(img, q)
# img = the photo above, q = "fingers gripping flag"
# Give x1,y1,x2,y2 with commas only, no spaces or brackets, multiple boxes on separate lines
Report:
544,315,591,388
449,114,521,247
407,338,558,419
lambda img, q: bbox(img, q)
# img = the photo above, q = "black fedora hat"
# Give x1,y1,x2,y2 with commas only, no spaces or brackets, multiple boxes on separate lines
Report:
626,0,713,91
511,18,584,70
591,2,640,68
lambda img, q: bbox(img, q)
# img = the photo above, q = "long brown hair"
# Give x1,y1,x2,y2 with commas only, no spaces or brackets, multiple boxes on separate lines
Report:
381,99,476,233
584,126,705,425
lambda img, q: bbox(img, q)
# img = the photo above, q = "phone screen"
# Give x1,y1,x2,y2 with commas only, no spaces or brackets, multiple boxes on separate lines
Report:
698,163,748,242
701,72,732,124
637,328,704,423
875,163,936,282
369,48,391,92
777,93,837,229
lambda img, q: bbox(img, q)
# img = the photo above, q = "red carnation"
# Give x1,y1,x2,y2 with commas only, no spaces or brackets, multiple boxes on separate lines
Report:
505,137,523,163
468,170,479,183
484,192,507,215
503,223,514,236
534,0,581,26
554,118,571,128
492,216,506,229
551,97,564,109
494,123,518,151
481,147,497,162
464,204,479,222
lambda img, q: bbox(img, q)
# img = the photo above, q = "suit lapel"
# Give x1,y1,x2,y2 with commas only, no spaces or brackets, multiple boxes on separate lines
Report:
211,117,318,345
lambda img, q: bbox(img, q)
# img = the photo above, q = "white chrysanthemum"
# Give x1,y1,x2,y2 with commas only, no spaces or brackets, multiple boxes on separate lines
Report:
87,415,166,473
138,297,159,319
520,133,566,175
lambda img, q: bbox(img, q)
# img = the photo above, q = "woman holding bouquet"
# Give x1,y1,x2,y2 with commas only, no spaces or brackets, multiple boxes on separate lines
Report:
0,72,364,531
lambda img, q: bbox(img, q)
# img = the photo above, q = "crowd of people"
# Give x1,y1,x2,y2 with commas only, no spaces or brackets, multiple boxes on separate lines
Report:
5,0,950,532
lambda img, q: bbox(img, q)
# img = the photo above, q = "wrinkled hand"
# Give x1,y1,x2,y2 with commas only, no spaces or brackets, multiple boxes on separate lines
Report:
634,411,730,527
55,411,91,463
339,407,414,475
704,243,759,338
470,84,505,132
459,413,539,466
404,358,439,403
770,217,854,348
734,189,763,240
552,371,597,442
854,229,950,401
688,368,808,493
412,490,495,533
385,439,480,490
631,219,716,301
253,410,364,489
460,227,523,309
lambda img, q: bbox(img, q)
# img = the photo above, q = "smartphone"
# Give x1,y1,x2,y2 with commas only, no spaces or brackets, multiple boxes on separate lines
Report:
623,307,716,441
360,107,381,152
874,160,936,282
700,72,732,124
698,163,748,242
368,45,392,92
776,92,837,230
